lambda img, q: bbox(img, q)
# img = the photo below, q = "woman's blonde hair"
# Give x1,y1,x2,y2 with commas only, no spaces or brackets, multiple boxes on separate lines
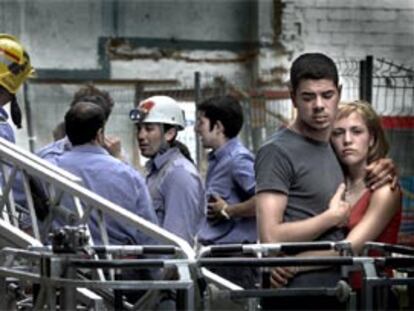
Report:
336,100,389,164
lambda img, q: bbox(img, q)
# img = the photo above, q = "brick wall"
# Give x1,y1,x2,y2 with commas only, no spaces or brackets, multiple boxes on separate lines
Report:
281,0,414,66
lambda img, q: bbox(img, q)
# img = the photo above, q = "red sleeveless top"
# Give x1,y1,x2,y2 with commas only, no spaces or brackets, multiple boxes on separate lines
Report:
347,190,402,289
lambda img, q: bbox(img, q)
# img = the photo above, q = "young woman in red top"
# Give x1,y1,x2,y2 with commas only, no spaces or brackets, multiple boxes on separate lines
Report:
332,101,401,252
331,101,402,290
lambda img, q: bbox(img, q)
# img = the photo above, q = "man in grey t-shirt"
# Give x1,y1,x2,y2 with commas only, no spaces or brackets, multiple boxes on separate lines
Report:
255,53,351,310
256,128,346,244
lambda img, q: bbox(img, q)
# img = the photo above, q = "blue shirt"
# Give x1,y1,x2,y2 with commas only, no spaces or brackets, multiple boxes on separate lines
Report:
0,107,15,143
55,144,158,246
0,107,28,211
36,137,72,165
146,147,205,246
197,138,257,244
36,136,130,165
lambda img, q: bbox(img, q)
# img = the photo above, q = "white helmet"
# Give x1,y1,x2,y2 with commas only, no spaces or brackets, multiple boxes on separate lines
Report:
129,95,186,130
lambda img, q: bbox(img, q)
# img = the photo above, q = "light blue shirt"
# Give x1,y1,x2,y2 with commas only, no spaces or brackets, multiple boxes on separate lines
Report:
0,107,15,143
36,136,72,165
197,138,257,244
146,147,205,246
55,144,158,246
37,136,131,165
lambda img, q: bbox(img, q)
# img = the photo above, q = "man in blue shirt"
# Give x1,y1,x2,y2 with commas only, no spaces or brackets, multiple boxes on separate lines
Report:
195,95,257,288
129,95,205,247
56,100,158,246
56,100,159,305
36,84,125,164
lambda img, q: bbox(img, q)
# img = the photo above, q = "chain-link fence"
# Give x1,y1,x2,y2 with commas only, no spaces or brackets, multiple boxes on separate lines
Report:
371,58,414,246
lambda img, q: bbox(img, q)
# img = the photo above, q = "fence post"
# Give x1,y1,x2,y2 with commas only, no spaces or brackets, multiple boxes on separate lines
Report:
194,72,202,166
359,55,373,103
132,83,144,168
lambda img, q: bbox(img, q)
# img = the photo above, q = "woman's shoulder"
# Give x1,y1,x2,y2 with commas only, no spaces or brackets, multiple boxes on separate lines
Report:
370,183,401,209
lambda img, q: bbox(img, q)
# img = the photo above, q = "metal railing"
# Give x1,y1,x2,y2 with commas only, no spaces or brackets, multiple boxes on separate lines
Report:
0,137,200,309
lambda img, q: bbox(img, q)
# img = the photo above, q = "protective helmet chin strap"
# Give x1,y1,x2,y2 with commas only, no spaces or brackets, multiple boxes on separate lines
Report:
10,95,22,129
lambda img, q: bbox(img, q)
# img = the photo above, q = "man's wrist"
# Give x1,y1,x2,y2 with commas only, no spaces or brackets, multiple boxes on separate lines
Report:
220,203,231,220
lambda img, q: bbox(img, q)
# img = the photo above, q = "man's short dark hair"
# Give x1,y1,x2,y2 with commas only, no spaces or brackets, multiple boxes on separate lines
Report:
290,53,339,93
70,84,114,120
65,101,106,146
197,95,243,139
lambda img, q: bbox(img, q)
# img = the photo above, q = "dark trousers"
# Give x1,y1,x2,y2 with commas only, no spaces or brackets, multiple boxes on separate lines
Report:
199,242,259,289
210,264,259,289
261,269,346,311
115,268,154,306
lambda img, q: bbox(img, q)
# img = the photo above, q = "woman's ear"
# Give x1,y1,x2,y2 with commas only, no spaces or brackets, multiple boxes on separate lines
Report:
369,135,374,148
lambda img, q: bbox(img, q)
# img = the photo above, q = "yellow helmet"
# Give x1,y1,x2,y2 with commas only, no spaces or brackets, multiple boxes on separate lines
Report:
0,34,34,94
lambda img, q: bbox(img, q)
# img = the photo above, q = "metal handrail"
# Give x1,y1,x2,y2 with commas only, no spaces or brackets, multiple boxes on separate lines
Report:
0,137,195,259
198,241,353,258
0,137,197,309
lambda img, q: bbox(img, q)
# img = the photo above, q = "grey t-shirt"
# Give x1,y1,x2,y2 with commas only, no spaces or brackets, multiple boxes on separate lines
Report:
255,128,345,243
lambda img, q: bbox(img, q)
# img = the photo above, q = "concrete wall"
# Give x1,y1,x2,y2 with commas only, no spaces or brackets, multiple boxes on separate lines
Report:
118,1,256,41
1,0,257,71
0,0,261,155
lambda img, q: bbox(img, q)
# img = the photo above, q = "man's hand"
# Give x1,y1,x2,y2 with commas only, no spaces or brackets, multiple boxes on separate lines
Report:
207,194,230,224
103,135,122,160
270,266,297,288
327,183,351,227
365,158,398,191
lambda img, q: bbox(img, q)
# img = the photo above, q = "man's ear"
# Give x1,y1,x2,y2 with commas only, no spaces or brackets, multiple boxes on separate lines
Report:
338,84,342,100
290,89,297,108
164,126,177,143
96,127,105,145
215,120,225,134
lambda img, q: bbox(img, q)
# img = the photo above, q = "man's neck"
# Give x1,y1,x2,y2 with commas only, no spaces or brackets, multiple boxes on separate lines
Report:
290,120,331,142
151,143,172,159
211,136,229,152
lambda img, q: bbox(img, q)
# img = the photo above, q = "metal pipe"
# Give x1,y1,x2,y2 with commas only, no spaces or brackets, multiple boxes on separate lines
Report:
194,71,202,166
23,83,35,152
198,256,355,268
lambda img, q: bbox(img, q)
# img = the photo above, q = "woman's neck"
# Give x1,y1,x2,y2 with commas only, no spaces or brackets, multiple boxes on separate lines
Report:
345,161,367,184
344,162,368,205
